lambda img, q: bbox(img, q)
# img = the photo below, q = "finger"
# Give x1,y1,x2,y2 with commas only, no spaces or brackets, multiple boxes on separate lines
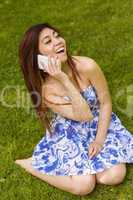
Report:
54,56,59,70
48,55,55,74
95,148,101,156
89,148,95,158
51,56,61,73
42,63,49,73
89,152,96,159
51,56,57,71
88,146,94,156
56,57,61,70
93,147,99,156
52,57,60,74
88,145,93,153
89,148,97,159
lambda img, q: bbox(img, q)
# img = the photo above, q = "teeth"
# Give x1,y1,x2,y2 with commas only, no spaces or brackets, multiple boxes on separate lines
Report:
56,47,64,53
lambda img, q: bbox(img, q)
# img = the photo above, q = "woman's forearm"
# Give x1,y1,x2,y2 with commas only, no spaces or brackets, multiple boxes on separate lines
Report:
56,72,94,121
95,103,112,144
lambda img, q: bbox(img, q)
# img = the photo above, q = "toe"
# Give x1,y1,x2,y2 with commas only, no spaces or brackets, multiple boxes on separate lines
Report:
15,159,21,164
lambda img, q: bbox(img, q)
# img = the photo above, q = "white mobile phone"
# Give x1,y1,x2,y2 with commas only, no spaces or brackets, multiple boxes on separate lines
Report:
37,54,48,72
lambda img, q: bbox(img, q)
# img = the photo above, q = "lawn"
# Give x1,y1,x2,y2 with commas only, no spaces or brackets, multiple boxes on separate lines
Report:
0,0,133,199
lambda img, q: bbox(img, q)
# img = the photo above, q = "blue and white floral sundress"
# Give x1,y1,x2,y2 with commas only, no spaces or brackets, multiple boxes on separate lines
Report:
31,85,133,176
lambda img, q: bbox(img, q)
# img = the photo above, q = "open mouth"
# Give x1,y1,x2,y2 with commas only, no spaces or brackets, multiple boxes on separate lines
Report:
56,50,65,54
56,47,65,54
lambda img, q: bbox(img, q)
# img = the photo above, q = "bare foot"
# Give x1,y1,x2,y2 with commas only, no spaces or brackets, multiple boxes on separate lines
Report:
15,157,35,173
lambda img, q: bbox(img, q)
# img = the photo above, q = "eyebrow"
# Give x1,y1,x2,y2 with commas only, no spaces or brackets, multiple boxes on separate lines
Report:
41,30,57,41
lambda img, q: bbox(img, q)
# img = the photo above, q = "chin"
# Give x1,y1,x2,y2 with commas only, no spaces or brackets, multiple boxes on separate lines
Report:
58,53,68,63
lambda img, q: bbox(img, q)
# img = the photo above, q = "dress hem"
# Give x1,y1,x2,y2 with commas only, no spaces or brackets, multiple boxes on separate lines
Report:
31,160,128,176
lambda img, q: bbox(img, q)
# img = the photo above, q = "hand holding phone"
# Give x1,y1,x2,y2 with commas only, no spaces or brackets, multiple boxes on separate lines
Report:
37,54,68,81
37,54,56,73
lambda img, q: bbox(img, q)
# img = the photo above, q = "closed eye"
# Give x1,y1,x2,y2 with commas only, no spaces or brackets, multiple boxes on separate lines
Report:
44,33,60,44
45,40,51,44
55,33,60,38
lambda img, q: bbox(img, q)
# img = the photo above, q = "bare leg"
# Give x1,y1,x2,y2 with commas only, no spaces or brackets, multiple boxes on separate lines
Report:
15,157,96,196
96,163,126,185
15,157,74,192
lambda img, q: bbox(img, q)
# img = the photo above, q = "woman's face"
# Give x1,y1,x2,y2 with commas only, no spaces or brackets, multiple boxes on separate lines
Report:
38,27,67,63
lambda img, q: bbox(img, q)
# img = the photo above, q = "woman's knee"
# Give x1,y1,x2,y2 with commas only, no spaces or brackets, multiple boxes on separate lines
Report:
96,163,126,185
71,174,96,196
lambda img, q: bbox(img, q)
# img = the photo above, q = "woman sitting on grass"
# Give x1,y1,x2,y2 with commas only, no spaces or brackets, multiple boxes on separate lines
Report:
15,23,133,196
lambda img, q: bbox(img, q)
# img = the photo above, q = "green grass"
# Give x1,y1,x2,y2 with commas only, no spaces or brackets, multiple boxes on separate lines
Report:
0,0,133,199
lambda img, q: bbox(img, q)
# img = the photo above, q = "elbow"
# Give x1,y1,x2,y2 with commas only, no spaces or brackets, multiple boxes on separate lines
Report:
73,105,94,122
82,105,94,121
77,113,94,122
84,113,94,122
89,113,94,121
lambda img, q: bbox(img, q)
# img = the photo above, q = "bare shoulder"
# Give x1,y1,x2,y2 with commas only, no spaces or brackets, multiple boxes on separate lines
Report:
73,56,112,105
72,55,95,64
72,55,99,75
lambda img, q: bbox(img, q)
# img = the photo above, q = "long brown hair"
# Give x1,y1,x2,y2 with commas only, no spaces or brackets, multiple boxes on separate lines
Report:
19,23,82,137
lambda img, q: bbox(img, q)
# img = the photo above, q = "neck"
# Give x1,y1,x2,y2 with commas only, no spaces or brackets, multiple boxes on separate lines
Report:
45,60,73,82
61,61,72,78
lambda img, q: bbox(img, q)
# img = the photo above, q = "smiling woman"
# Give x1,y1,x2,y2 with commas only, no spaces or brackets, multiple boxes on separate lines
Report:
15,22,133,196
18,23,83,135
38,28,67,60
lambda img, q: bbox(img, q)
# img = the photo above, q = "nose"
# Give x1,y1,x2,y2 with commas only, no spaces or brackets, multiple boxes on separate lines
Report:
53,37,62,47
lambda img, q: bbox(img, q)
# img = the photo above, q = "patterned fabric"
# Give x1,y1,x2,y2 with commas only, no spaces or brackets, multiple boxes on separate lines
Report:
31,85,133,176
